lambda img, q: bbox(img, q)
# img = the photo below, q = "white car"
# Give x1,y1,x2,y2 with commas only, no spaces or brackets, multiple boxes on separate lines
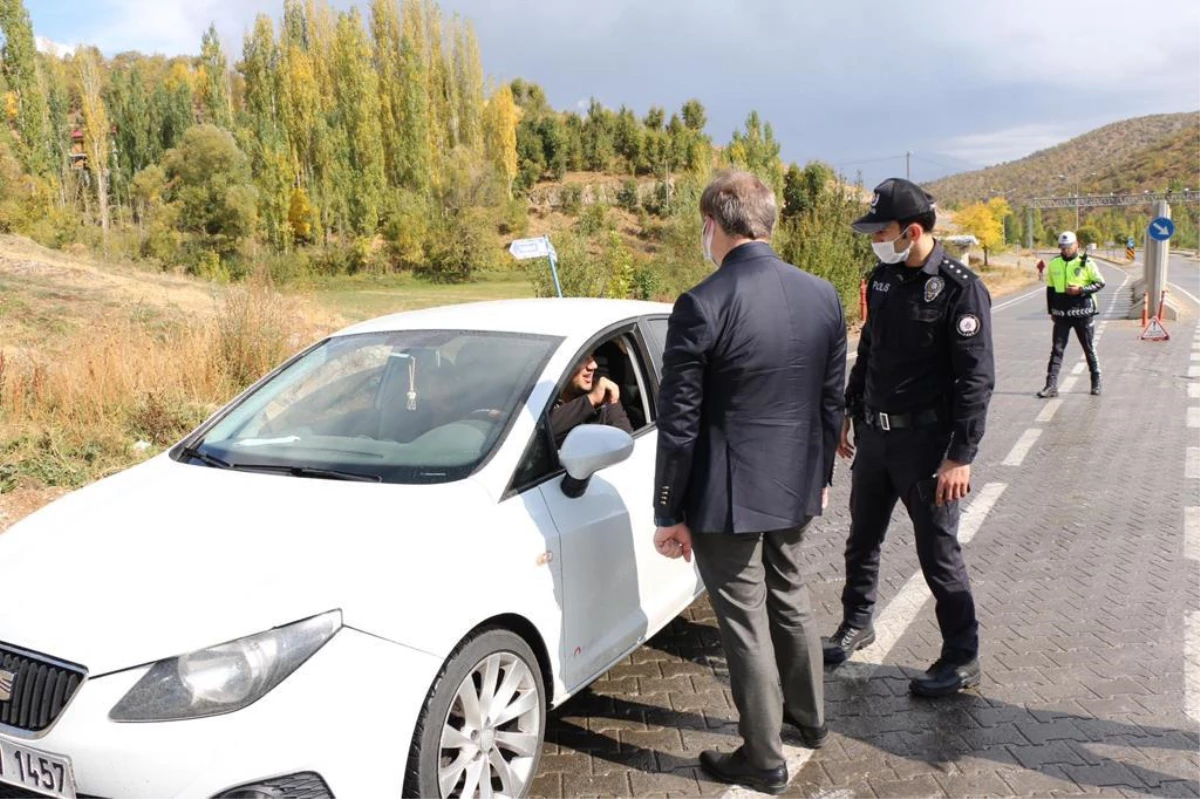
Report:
0,299,704,799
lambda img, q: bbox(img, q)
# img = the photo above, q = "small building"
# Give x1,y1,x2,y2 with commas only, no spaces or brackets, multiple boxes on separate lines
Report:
942,234,979,265
69,129,86,169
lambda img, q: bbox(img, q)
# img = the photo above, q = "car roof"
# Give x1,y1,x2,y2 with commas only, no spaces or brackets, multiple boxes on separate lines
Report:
331,297,674,339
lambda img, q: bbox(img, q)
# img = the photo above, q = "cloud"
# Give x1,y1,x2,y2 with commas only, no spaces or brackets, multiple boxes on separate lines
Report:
937,123,1081,166
35,36,74,56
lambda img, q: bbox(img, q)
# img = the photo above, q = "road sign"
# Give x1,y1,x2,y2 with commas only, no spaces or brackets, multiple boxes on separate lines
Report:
1139,316,1169,341
508,237,552,260
1126,237,1135,248
1148,217,1175,241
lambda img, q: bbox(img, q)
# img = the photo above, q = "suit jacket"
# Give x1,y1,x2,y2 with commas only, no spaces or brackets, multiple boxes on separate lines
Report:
653,241,847,534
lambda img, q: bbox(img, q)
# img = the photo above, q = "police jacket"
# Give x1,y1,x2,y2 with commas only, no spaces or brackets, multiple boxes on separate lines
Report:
845,242,995,465
1046,252,1104,318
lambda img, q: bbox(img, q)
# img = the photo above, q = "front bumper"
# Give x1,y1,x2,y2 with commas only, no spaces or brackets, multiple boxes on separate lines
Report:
0,628,441,798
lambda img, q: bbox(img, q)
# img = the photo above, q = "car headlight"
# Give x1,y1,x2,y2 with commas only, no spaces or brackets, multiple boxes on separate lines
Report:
109,610,341,722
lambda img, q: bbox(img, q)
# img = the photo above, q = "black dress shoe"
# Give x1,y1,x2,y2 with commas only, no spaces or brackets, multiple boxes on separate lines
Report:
784,714,828,749
909,657,981,697
822,623,875,664
699,748,788,795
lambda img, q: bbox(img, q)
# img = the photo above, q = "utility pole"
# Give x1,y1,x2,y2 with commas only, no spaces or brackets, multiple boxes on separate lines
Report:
906,151,912,181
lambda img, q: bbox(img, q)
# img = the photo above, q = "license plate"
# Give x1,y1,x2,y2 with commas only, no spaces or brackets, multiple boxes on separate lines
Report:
0,739,76,799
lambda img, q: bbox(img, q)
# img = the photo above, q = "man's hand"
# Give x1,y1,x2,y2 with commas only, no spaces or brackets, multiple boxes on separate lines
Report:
935,459,971,506
822,487,830,510
838,417,855,459
654,523,693,562
1066,285,1083,296
589,377,620,407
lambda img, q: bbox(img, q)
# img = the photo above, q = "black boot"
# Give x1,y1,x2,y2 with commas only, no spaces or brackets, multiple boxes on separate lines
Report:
698,748,788,794
1090,372,1102,396
1036,377,1058,398
910,657,981,697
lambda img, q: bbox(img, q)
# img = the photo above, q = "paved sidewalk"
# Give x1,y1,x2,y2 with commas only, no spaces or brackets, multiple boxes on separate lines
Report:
532,261,1200,799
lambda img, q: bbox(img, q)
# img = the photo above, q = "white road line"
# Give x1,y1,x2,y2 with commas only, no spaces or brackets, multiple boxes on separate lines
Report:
1190,383,1200,400
1186,507,1200,561
1191,352,1200,361
1071,362,1086,376
1036,399,1063,423
1190,366,1200,379
1002,429,1042,466
1190,408,1200,429
1189,448,1200,480
1061,376,1079,393
1171,281,1200,307
1188,612,1200,724
837,483,1008,683
993,286,1045,312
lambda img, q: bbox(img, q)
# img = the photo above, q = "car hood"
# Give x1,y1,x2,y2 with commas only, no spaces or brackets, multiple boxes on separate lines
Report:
0,454,497,675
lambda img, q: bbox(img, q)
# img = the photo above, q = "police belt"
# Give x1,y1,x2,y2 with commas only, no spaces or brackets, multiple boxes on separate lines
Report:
863,406,942,432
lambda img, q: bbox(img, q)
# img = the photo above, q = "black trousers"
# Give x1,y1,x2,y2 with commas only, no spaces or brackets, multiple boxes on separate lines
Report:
1046,316,1099,380
842,424,978,663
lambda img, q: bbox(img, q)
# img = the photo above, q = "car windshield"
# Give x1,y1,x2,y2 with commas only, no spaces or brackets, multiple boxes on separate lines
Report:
182,329,558,483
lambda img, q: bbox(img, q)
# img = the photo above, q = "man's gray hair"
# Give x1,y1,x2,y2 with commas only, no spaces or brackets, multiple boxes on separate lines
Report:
700,170,777,240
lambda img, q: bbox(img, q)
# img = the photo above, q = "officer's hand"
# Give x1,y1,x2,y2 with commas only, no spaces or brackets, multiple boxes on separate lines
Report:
838,418,855,459
1066,285,1083,296
654,523,693,563
936,460,971,506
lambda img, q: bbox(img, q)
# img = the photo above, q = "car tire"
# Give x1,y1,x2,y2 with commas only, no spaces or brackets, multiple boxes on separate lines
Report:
405,627,546,799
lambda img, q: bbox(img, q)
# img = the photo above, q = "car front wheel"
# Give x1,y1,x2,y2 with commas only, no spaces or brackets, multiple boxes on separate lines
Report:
406,628,546,798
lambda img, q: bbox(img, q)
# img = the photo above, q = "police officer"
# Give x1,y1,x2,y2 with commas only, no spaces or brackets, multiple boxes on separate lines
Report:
823,178,995,697
1036,231,1105,398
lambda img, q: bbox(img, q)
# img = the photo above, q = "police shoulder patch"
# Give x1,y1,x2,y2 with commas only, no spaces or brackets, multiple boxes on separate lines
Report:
956,314,981,337
939,257,978,287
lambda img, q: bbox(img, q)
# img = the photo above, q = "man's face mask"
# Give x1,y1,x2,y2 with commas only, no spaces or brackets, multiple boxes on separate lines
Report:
872,225,913,265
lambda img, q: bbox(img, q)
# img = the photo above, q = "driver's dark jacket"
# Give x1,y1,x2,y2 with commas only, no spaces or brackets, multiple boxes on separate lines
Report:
550,394,633,447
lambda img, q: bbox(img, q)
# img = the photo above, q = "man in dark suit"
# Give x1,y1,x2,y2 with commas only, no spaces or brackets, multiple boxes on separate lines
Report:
653,170,847,795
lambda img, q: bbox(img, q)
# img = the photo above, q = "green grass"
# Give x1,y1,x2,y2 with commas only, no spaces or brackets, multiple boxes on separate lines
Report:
298,270,536,322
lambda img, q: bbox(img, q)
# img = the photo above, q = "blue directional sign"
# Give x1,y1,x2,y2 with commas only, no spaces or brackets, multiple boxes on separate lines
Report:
1148,217,1175,241
1126,237,1135,248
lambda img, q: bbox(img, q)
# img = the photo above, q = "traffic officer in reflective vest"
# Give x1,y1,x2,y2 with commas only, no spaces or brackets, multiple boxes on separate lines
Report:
824,178,995,697
1036,231,1105,398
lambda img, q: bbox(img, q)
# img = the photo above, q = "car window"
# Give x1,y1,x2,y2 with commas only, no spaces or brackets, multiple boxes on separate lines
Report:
184,330,557,484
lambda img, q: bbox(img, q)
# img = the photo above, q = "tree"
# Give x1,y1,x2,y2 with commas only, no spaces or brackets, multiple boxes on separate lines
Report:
199,23,233,128
680,99,706,132
954,202,1004,265
1076,225,1101,249
162,124,258,254
396,0,431,194
726,111,783,197
75,47,111,235
0,0,53,175
483,82,517,197
451,16,483,152
330,7,386,235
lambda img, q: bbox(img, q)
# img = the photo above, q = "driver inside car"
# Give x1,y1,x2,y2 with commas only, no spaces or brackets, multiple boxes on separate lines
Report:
550,350,634,447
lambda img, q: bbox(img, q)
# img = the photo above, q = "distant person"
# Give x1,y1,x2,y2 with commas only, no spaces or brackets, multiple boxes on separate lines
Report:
1036,258,1046,281
549,351,632,446
1036,231,1105,398
826,177,995,698
653,170,846,794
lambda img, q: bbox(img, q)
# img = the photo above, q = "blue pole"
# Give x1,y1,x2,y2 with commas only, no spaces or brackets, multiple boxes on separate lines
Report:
546,236,563,298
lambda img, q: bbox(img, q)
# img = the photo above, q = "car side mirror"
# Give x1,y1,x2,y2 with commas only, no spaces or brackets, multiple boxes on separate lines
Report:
558,425,634,498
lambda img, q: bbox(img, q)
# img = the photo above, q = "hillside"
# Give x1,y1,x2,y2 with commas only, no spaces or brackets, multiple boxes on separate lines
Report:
926,112,1200,204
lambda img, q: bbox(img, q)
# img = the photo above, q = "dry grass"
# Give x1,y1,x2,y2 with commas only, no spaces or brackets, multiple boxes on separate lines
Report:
0,275,327,507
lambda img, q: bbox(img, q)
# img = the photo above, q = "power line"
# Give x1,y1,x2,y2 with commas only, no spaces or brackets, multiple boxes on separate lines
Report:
831,154,907,169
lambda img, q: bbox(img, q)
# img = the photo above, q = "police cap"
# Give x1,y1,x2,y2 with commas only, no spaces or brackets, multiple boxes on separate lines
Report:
852,178,936,234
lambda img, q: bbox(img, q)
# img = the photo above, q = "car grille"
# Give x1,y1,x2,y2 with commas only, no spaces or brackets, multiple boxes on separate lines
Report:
216,772,334,798
0,643,86,733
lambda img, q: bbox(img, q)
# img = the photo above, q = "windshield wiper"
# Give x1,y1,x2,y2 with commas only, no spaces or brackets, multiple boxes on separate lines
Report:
230,463,383,482
180,445,232,469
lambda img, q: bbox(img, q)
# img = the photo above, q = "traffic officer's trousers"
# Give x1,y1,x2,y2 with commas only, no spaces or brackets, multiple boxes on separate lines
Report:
1047,315,1099,380
842,422,979,663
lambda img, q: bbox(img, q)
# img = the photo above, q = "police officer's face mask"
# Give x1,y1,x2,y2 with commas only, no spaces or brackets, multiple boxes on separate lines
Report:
872,225,912,265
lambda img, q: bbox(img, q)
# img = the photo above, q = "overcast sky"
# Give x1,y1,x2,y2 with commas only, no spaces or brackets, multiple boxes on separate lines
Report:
28,0,1200,188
